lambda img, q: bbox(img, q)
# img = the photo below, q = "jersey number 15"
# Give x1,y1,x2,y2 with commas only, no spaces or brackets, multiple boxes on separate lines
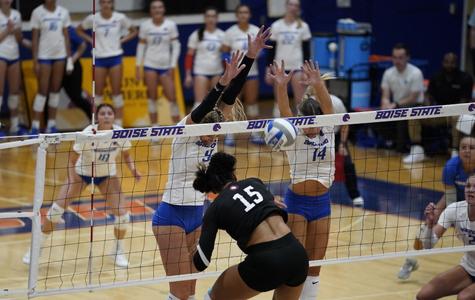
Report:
233,186,263,212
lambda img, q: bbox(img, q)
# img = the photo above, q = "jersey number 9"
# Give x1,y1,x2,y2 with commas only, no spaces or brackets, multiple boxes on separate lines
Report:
233,186,264,212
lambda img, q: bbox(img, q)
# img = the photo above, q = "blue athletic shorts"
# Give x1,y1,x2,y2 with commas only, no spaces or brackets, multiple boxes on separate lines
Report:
0,57,19,66
79,175,108,185
247,75,259,81
152,202,204,234
38,58,66,65
96,55,122,68
144,66,170,76
284,188,331,221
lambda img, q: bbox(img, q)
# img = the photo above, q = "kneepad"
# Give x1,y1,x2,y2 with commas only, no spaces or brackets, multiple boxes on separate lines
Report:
114,212,130,230
7,95,19,110
47,202,65,223
112,95,124,108
148,98,157,114
33,95,47,112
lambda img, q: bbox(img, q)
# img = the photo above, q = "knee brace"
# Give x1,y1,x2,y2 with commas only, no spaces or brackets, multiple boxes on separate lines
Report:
48,93,60,108
112,95,124,108
114,212,130,231
7,95,19,110
46,202,65,224
148,98,157,114
95,95,104,105
33,94,47,112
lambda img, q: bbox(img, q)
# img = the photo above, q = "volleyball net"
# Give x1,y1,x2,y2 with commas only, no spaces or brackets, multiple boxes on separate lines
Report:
0,102,474,298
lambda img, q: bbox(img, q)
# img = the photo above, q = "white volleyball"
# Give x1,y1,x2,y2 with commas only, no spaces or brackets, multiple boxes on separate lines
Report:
264,118,298,151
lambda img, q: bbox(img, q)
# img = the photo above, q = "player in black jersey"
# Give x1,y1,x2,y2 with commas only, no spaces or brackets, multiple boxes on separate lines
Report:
192,152,309,300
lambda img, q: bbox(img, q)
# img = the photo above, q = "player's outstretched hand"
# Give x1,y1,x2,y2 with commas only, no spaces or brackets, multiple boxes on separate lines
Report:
246,26,272,59
424,202,436,227
300,60,323,87
218,50,246,86
268,60,294,87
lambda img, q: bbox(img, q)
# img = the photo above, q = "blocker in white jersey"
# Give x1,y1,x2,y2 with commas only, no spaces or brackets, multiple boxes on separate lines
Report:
283,128,335,188
0,8,21,61
223,24,260,77
139,18,179,69
81,11,132,59
270,18,311,71
73,124,131,178
187,29,224,76
30,4,70,60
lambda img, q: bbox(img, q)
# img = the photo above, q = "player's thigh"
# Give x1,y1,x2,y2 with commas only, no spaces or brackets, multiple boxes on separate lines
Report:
193,75,211,103
290,72,305,103
0,61,7,95
57,176,87,207
273,283,304,300
159,71,176,101
186,227,201,252
108,64,123,95
38,63,53,95
7,61,21,94
211,265,260,300
306,217,330,260
242,78,259,105
154,225,193,274
94,67,108,95
210,75,220,87
144,70,159,100
50,60,66,92
287,213,308,246
417,265,473,299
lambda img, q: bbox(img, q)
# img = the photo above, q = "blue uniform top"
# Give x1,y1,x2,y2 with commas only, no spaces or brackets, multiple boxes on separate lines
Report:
68,26,84,55
442,156,471,202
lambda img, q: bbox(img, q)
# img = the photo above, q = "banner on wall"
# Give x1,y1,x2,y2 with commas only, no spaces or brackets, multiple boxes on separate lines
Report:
21,56,186,129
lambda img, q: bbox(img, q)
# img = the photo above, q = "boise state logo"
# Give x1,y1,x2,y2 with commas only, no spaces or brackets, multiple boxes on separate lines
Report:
212,123,221,132
343,113,350,122
469,103,475,112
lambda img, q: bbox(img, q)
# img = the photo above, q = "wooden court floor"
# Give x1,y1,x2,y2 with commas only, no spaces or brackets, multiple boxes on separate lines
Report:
0,136,462,299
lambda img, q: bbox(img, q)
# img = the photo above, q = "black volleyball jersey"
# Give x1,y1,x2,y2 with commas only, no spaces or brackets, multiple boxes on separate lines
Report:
193,177,288,271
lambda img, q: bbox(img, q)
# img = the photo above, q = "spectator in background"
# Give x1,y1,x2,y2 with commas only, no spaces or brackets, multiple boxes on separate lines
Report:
380,43,424,161
30,0,73,135
135,0,180,126
265,0,312,118
468,7,475,75
62,25,91,121
77,0,137,127
184,7,224,109
408,53,473,160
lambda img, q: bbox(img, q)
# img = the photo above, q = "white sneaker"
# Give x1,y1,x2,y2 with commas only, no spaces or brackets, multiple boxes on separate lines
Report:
402,145,425,164
352,196,364,207
398,258,419,280
111,241,129,268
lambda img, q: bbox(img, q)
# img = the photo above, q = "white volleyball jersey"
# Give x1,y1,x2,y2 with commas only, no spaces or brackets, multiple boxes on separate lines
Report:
223,24,260,77
73,125,131,178
330,95,347,133
81,12,131,58
283,127,335,188
270,18,311,71
0,9,21,60
187,29,224,75
30,5,70,59
438,201,475,276
162,118,218,206
139,18,179,69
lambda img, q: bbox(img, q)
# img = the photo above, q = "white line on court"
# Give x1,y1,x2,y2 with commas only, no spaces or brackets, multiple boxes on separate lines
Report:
0,196,29,206
0,167,57,185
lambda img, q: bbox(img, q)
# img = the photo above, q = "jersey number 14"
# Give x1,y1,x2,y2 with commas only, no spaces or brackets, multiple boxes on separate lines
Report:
233,186,263,212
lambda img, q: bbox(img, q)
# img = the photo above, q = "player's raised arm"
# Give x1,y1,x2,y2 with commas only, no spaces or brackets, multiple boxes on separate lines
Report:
300,60,334,115
268,60,294,118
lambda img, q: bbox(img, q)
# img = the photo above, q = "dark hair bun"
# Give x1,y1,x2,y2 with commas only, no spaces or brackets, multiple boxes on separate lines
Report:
193,164,210,193
193,152,236,194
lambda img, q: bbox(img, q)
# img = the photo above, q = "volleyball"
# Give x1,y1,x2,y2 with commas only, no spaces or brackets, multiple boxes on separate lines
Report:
264,118,298,150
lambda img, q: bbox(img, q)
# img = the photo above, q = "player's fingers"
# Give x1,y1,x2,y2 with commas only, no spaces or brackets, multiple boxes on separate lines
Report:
237,64,246,73
257,25,264,36
287,69,295,78
281,59,285,72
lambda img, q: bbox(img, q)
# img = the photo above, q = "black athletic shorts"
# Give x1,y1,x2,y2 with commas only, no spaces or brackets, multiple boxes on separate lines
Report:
238,233,309,292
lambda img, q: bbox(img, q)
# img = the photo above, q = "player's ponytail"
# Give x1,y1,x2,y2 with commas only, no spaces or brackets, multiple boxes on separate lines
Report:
193,152,236,194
